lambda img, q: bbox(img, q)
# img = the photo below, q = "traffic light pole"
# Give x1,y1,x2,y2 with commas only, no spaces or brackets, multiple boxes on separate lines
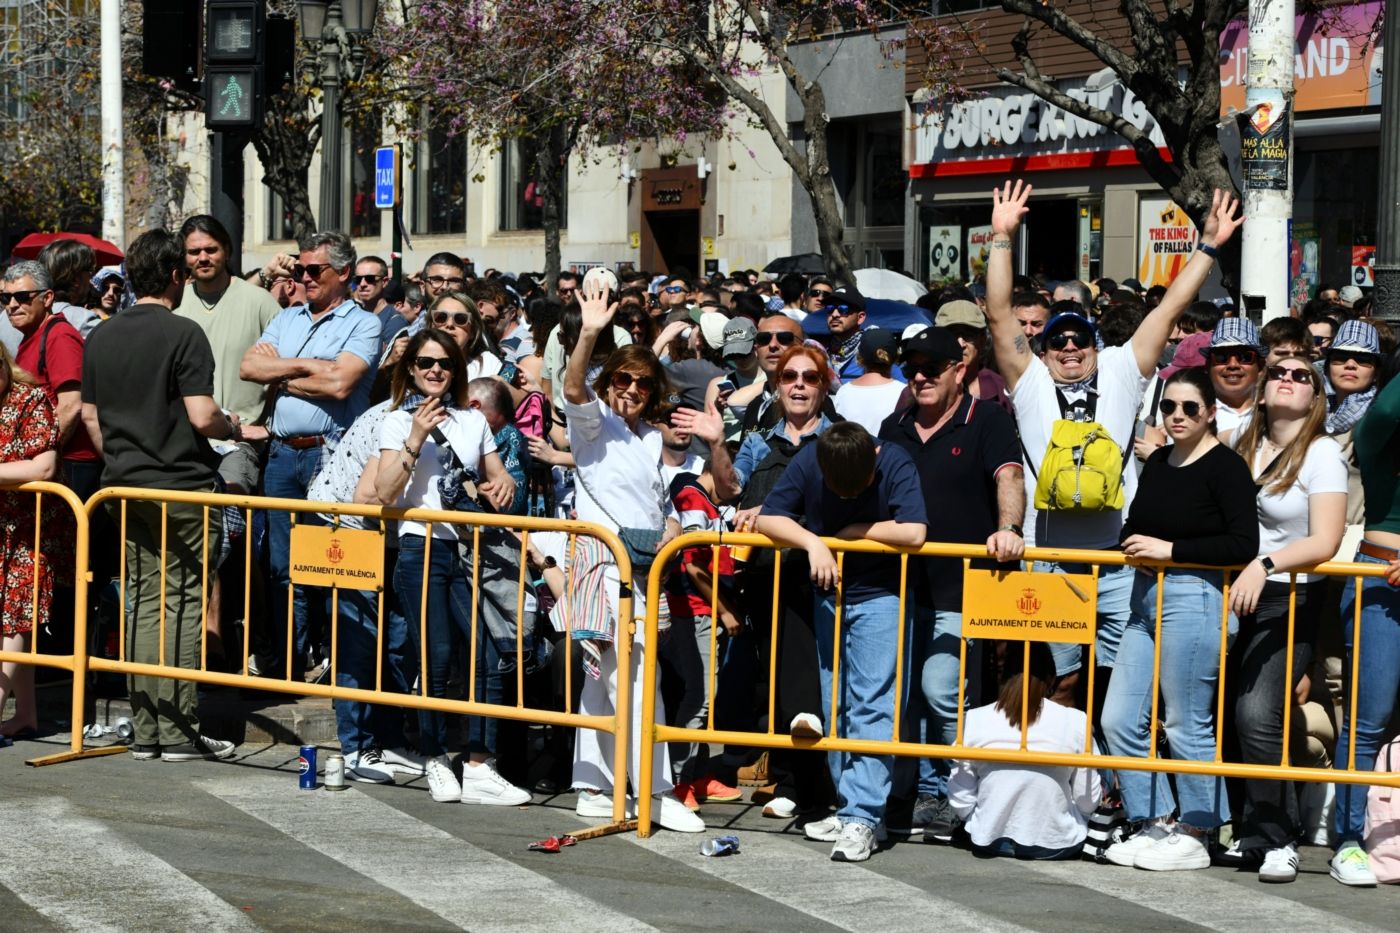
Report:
210,132,247,274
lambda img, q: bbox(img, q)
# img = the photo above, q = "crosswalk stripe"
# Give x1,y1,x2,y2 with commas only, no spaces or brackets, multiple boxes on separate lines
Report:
628,824,1025,933
203,777,659,933
0,797,260,933
1020,859,1391,933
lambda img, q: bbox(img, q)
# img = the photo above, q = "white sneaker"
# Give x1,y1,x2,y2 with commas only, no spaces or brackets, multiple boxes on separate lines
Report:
1330,843,1378,887
1103,820,1171,867
346,749,394,784
424,755,461,803
575,789,635,819
460,759,531,806
830,821,876,862
1259,843,1299,883
1134,828,1211,871
763,796,798,819
790,712,823,738
654,793,705,833
803,815,844,842
377,746,429,777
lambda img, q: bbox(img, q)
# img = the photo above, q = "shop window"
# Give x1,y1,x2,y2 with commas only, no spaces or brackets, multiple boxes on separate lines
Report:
265,185,295,242
1293,144,1379,297
413,122,467,235
499,137,567,232
347,112,382,240
827,115,904,269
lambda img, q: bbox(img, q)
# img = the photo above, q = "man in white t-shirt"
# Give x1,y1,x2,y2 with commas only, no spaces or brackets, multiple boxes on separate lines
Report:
986,180,1243,686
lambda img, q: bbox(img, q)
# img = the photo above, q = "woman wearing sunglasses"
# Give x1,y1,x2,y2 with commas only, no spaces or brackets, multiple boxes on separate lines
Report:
424,293,502,381
1220,355,1345,882
375,329,527,807
561,278,703,834
1103,367,1259,872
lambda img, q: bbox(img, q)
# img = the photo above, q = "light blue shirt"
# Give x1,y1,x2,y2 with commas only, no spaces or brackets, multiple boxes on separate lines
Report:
733,414,833,489
261,298,381,438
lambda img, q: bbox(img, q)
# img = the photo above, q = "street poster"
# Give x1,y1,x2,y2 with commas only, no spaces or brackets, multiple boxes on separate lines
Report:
1290,222,1320,308
1352,246,1375,287
966,225,996,280
1136,198,1198,288
1241,90,1290,190
927,226,962,280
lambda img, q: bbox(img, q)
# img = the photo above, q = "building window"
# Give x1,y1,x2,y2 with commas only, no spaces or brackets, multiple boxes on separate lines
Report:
347,112,381,239
414,123,467,235
265,184,295,241
828,116,905,269
499,137,567,231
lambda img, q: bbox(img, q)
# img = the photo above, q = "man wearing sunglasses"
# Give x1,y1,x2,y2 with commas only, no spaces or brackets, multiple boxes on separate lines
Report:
352,255,391,317
821,284,869,382
656,275,691,317
803,277,835,315
1206,318,1264,436
986,179,1244,691
239,230,382,682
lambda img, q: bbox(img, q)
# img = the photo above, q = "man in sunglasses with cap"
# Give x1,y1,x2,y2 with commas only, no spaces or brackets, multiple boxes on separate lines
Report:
821,284,869,382
1207,317,1264,436
986,179,1243,693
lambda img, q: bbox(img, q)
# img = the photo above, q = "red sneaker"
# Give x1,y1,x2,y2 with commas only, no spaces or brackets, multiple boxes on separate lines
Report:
674,781,702,811
694,776,743,803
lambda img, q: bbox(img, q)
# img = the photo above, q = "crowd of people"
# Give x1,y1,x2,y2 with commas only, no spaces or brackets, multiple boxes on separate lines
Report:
0,178,1396,883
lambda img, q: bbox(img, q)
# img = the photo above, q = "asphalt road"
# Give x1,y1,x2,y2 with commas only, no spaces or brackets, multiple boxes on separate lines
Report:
1,735,1397,932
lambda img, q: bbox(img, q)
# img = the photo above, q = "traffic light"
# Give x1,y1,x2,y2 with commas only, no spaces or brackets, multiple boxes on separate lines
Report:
142,0,201,94
205,1,266,130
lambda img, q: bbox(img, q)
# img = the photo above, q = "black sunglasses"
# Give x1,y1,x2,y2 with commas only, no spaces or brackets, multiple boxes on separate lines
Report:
1329,350,1379,367
0,288,46,305
293,263,331,280
1266,365,1314,385
901,360,953,381
351,274,383,286
431,310,472,327
412,355,456,372
825,303,857,316
662,285,686,294
758,330,798,347
807,289,833,299
1158,399,1202,418
1208,347,1260,365
1046,330,1092,351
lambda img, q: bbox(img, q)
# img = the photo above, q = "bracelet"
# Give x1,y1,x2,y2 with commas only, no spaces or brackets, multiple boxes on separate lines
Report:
256,270,269,288
1197,242,1219,259
404,444,420,459
1000,524,1023,537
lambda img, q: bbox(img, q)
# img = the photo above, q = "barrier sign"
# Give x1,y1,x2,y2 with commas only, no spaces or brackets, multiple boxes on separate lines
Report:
962,569,1097,644
290,525,385,588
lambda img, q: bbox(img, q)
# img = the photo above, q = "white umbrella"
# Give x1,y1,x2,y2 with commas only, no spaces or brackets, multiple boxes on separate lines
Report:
854,268,927,304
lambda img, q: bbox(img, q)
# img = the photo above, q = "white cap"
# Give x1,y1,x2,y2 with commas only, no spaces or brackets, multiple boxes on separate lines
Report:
902,323,930,343
698,312,728,351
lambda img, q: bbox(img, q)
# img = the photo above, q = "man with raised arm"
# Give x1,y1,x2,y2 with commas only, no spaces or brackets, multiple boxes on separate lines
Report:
985,180,1242,691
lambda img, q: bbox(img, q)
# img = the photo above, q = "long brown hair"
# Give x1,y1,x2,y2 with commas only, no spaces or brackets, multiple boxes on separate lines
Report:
389,329,468,408
995,642,1058,729
1231,360,1328,495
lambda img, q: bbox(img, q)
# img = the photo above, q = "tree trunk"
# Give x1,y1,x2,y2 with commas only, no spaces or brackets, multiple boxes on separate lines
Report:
535,124,568,296
798,85,854,282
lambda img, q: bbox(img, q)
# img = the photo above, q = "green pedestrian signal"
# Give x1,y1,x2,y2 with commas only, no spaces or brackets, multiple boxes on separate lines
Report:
218,74,245,118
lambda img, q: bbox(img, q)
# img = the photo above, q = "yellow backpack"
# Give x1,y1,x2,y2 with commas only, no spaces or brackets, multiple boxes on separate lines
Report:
1026,376,1127,513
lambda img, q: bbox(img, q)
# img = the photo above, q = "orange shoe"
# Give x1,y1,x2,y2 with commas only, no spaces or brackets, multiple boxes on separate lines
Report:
694,776,743,803
674,781,702,811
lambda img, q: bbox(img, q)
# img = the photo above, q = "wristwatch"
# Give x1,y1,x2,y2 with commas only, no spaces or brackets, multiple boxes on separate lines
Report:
1258,555,1276,573
1197,242,1220,259
1000,524,1023,537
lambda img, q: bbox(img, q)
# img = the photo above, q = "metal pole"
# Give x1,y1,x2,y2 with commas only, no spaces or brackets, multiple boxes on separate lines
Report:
99,0,124,246
1240,0,1295,322
210,133,246,275
1374,2,1400,320
316,2,344,233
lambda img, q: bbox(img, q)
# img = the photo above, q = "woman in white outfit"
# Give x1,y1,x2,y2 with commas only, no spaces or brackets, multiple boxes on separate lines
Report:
563,279,704,833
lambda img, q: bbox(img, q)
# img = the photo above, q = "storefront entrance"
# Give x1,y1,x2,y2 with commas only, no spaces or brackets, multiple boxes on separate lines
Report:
1023,199,1080,283
639,167,701,276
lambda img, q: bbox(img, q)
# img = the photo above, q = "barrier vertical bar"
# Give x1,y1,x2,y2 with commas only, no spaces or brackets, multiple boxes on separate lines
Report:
329,586,340,686
158,502,169,670
1348,574,1362,770
199,505,209,671
828,552,846,739
565,534,576,715
612,538,634,829
767,547,781,735
1083,564,1101,753
420,524,433,698
515,529,529,708
241,508,252,675
1214,569,1232,762
1019,640,1031,751
30,495,41,652
706,543,719,731
891,553,908,743
1280,576,1298,766
1147,567,1165,759
284,511,295,680
118,500,127,660
955,557,970,745
374,583,385,692
469,526,481,704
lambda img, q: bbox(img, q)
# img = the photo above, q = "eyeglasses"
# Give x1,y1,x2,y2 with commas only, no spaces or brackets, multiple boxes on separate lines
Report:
294,263,331,280
825,304,857,316
426,275,466,289
780,368,822,387
1312,334,1331,347
807,289,833,299
1046,330,1091,351
1158,399,1202,418
901,360,953,381
0,288,46,305
351,274,382,286
1267,365,1314,385
663,285,686,294
1329,351,1379,367
757,330,798,347
412,355,456,372
1208,347,1260,365
610,371,656,394
431,310,472,327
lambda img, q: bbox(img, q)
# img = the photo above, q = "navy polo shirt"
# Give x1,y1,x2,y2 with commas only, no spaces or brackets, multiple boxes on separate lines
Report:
878,392,1021,610
762,442,928,604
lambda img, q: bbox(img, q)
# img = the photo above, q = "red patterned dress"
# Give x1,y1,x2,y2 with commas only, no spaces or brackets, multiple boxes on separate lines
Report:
0,382,64,637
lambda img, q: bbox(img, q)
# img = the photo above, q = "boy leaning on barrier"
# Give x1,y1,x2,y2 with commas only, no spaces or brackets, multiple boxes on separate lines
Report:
752,421,927,863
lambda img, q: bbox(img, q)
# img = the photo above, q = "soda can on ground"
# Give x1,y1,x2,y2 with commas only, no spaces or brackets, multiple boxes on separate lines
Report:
699,835,740,857
298,745,317,790
323,753,347,791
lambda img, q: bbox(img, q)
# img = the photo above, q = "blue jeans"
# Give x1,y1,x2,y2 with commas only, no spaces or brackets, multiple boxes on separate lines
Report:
1334,549,1400,843
332,585,412,755
1046,560,1132,675
1101,568,1235,828
394,534,503,757
264,441,325,670
909,608,976,798
814,592,903,829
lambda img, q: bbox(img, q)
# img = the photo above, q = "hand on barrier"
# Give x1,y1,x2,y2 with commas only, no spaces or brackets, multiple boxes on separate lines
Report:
732,507,760,534
1387,558,1400,587
808,540,839,591
985,529,1024,563
1229,558,1267,617
1121,534,1172,562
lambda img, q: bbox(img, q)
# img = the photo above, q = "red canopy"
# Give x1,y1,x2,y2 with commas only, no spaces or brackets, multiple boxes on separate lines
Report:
11,232,124,266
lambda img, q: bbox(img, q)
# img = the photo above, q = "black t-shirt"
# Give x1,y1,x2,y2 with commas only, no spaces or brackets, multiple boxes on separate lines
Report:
1119,443,1259,566
81,302,221,490
879,393,1021,610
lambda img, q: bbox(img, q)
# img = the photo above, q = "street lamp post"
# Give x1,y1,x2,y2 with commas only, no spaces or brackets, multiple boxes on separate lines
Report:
298,0,378,234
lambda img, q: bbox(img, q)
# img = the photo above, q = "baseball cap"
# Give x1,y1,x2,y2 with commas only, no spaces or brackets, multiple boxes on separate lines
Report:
858,327,898,366
934,299,986,330
901,323,930,344
1121,277,1145,294
697,311,728,351
1210,317,1261,350
1043,310,1098,342
821,284,866,315
721,316,757,357
1330,319,1380,355
900,326,963,365
1338,285,1365,307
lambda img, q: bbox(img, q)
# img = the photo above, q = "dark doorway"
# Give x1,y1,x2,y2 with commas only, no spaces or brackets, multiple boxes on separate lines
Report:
1024,199,1079,282
643,209,700,277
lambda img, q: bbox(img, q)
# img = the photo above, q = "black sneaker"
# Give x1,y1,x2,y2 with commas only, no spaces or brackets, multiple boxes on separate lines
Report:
921,796,961,844
130,744,161,761
162,736,237,761
909,794,940,836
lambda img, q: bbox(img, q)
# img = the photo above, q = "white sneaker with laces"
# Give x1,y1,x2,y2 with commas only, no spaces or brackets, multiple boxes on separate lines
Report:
654,793,705,833
803,815,843,842
1103,819,1171,867
1259,843,1299,883
346,749,394,784
576,789,635,819
1329,843,1378,887
425,755,461,803
460,759,531,806
377,746,428,777
790,712,823,738
1134,828,1211,871
830,821,876,862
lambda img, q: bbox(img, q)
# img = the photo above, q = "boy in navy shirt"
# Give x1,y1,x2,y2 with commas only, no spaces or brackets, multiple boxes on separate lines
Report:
756,422,927,862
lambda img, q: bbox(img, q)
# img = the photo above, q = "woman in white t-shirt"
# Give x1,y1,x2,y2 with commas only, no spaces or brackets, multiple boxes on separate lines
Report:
375,329,526,807
1226,355,1346,883
832,327,906,434
425,293,503,381
948,642,1099,859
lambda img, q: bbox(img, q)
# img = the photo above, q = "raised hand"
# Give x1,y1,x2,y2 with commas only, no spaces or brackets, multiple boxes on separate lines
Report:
407,397,449,447
671,401,724,446
577,275,617,335
991,179,1032,238
1200,188,1244,248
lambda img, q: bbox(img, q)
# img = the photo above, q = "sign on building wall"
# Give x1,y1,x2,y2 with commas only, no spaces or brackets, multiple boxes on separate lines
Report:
966,226,995,280
927,226,962,279
1137,198,1199,289
1240,90,1290,190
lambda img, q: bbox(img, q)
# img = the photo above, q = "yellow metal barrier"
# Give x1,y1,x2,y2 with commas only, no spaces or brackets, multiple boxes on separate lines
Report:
635,531,1400,837
72,487,637,828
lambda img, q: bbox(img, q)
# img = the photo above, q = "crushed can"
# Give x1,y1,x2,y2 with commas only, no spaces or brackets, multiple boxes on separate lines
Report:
699,835,740,857
323,753,347,791
298,745,317,790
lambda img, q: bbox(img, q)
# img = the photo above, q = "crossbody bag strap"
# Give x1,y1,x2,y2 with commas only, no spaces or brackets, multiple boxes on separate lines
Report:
573,456,665,531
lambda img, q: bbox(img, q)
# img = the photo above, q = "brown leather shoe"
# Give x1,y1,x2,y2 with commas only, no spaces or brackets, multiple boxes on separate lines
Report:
749,783,778,805
737,751,769,786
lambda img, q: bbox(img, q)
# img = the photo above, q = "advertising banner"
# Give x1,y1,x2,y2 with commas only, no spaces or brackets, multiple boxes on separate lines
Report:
927,226,962,279
1137,199,1199,289
1240,90,1290,190
1221,3,1383,114
966,225,996,280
